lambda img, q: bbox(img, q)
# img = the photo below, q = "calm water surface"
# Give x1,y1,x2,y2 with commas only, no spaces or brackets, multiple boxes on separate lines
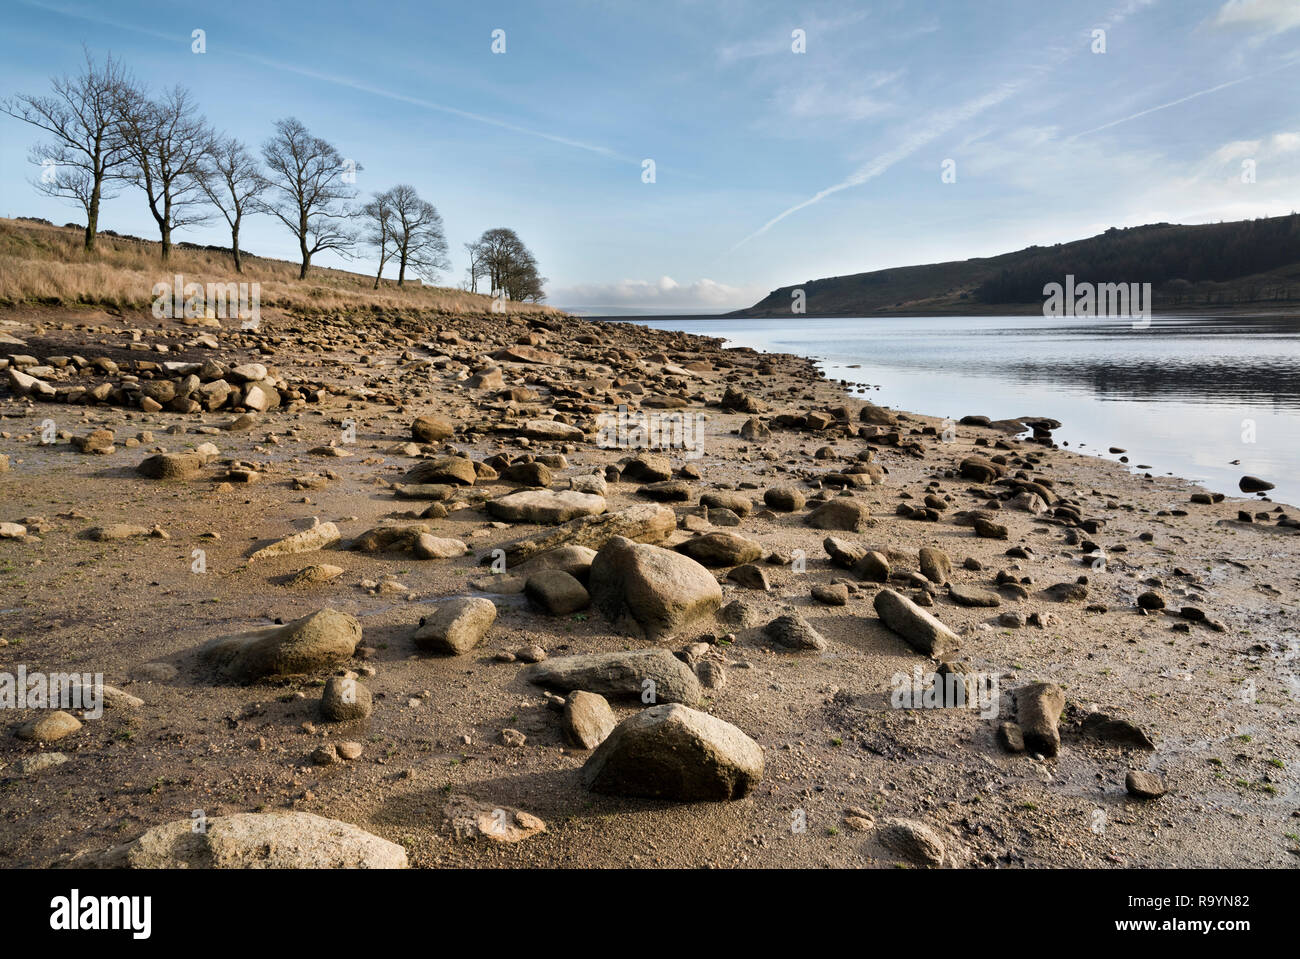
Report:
622,314,1300,506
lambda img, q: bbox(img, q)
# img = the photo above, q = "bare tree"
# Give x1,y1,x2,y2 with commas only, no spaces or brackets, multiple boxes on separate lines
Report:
197,135,264,273
117,85,213,261
260,117,358,278
473,227,546,302
361,191,396,290
384,184,450,285
0,49,134,250
464,239,484,293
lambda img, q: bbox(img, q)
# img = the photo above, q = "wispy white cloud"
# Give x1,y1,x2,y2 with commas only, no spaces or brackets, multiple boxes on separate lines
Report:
1069,54,1300,141
228,51,636,163
775,71,902,123
18,0,634,164
1214,0,1300,35
730,81,1021,250
553,275,754,310
728,0,1163,250
716,9,873,64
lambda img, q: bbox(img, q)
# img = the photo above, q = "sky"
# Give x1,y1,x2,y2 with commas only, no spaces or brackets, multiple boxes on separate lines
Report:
1,0,1298,313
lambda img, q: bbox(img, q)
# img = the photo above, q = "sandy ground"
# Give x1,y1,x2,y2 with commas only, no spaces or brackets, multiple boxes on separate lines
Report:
0,305,1296,868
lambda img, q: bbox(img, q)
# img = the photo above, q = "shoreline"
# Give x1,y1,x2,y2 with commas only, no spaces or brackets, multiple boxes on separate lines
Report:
0,304,1296,868
610,312,1300,511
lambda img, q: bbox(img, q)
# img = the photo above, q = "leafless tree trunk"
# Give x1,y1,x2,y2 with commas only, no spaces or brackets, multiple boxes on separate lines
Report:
198,135,265,273
260,117,358,279
362,191,396,289
118,85,213,261
1,48,134,251
382,184,449,285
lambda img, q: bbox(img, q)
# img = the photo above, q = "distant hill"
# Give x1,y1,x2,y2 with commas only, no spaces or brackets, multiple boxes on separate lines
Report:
732,214,1300,316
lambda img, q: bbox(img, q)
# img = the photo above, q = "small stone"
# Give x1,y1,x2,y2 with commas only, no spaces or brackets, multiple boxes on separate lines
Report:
1125,770,1167,799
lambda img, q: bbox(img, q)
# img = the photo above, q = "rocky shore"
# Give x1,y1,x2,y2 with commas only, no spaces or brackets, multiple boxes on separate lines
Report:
0,305,1296,868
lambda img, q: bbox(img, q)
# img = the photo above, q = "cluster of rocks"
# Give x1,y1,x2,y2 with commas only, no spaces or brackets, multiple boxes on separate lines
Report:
5,344,318,414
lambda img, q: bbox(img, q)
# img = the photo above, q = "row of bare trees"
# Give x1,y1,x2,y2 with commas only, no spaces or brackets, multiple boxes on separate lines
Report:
464,228,546,302
1,48,545,299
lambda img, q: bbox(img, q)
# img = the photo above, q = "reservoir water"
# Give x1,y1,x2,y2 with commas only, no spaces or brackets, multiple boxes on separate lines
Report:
620,314,1300,506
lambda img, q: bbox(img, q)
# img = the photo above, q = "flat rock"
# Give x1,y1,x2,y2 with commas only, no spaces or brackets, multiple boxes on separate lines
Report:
87,524,151,541
402,456,477,486
488,489,606,524
443,796,547,843
521,418,585,441
250,522,341,562
76,812,407,868
413,534,467,559
948,584,1001,607
524,649,701,706
493,504,676,567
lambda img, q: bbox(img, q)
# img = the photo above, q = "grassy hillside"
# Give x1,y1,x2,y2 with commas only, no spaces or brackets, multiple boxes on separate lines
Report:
0,217,562,318
734,214,1300,316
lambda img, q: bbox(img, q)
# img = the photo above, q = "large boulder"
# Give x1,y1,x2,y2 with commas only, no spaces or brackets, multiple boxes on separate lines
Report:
75,812,407,868
582,704,764,800
589,536,722,641
524,649,701,705
202,608,362,681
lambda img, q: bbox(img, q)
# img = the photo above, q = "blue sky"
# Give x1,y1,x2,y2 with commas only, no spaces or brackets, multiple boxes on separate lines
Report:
2,0,1298,312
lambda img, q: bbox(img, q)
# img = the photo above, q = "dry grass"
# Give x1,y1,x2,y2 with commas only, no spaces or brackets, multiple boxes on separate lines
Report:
0,218,562,317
